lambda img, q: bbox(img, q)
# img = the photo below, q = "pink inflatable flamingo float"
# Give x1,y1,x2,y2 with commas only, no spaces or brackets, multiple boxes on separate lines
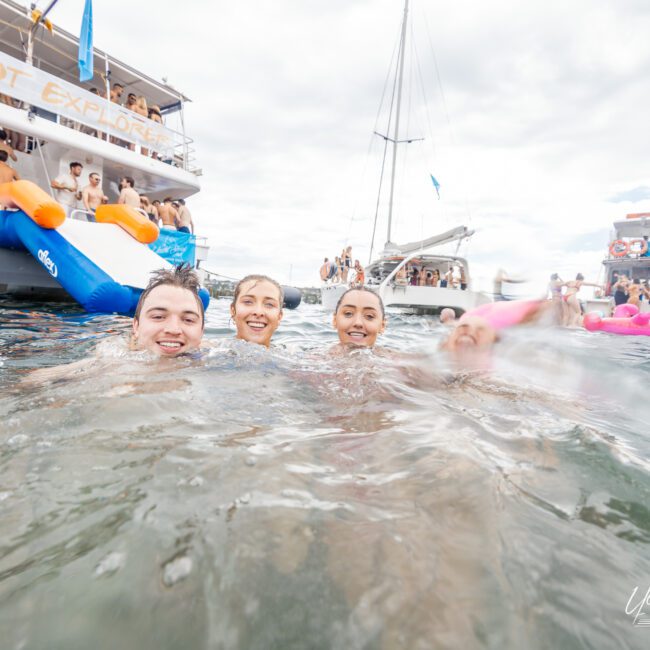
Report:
583,304,650,336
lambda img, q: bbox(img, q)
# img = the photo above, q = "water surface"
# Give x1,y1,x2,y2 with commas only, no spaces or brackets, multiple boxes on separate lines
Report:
1,297,649,649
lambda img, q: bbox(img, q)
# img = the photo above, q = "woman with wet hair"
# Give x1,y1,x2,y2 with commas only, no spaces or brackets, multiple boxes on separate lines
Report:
230,275,284,347
332,287,386,348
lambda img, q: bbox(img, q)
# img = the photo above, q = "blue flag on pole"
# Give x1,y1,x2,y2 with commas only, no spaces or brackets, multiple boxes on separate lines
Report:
78,0,93,82
430,174,441,199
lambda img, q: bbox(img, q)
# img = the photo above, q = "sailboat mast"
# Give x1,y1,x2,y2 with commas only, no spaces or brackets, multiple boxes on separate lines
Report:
385,0,409,246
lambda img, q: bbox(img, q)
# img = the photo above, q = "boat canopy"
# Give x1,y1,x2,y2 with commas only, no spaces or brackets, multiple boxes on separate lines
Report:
0,0,190,112
613,218,650,239
393,226,474,256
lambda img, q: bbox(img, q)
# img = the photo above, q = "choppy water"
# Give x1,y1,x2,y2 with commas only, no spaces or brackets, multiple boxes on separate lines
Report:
1,297,649,650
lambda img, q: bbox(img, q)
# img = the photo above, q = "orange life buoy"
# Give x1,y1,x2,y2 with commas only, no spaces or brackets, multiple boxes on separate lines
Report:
628,238,648,256
609,239,629,257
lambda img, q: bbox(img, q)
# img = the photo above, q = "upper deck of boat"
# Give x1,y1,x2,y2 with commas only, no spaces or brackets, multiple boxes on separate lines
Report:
0,0,200,197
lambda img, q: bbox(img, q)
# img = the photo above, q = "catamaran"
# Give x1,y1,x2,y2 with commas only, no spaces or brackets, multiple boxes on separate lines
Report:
0,0,207,310
320,0,490,315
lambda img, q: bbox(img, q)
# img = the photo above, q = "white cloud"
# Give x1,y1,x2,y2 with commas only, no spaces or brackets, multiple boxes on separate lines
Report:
49,0,650,289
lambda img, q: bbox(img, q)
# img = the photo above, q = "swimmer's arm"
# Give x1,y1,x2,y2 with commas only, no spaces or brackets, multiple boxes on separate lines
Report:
22,357,96,386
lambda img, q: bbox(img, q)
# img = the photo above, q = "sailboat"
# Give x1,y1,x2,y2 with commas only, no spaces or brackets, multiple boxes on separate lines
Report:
321,0,491,315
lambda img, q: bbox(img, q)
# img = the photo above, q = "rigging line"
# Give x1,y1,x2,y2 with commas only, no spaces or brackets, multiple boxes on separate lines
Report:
345,26,402,247
412,17,437,173
369,22,403,263
421,6,474,227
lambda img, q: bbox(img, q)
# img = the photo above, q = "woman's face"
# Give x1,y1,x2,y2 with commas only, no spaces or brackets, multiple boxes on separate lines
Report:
333,290,386,347
230,280,283,347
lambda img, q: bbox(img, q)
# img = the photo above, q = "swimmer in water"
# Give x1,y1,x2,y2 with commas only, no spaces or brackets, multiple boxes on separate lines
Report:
132,264,205,356
442,300,551,366
23,265,207,385
230,274,284,347
332,287,386,348
439,308,456,325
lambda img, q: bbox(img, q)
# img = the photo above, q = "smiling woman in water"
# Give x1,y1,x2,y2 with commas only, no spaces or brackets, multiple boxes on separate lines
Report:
230,274,284,347
332,287,386,348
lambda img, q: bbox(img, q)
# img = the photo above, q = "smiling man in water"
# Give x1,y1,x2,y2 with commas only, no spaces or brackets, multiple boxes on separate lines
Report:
132,264,205,356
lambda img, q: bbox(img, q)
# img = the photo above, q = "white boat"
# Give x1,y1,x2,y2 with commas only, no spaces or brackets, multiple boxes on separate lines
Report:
320,0,490,316
583,212,650,315
0,0,207,304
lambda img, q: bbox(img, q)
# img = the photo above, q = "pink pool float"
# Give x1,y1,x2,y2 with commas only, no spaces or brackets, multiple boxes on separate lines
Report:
583,304,650,336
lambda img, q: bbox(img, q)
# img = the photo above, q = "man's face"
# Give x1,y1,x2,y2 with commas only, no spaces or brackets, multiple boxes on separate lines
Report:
120,178,127,188
90,174,100,185
71,165,82,177
127,94,136,104
132,285,204,356
113,85,123,98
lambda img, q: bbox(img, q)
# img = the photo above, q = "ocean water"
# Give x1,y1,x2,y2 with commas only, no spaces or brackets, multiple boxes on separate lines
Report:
0,297,649,650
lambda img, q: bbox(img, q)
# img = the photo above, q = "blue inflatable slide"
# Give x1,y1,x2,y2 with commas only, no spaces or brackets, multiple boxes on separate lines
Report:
0,182,209,315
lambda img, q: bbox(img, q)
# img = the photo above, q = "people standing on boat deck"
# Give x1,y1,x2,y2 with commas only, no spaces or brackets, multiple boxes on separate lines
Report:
51,161,82,219
0,150,19,184
81,173,107,221
353,260,365,286
117,177,140,208
148,105,164,159
612,274,630,306
141,197,158,224
459,266,467,290
563,273,602,327
110,83,124,104
442,267,454,288
332,287,386,348
410,268,420,286
341,246,352,282
158,197,179,230
320,258,332,282
395,265,408,286
627,279,644,306
176,199,194,234
641,236,650,257
0,129,17,162
230,275,284,347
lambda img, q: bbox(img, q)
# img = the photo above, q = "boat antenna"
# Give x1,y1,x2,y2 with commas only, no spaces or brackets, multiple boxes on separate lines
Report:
385,0,409,248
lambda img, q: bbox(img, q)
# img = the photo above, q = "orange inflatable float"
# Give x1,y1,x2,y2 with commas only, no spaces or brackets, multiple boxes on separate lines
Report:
95,204,159,244
0,180,65,228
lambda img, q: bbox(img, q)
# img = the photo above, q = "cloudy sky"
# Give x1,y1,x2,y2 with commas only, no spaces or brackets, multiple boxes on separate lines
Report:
49,0,650,291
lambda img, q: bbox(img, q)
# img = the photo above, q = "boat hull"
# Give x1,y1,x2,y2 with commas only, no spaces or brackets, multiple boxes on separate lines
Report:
321,282,491,315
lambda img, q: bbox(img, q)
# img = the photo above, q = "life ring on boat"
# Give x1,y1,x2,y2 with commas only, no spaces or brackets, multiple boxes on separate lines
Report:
628,238,648,256
609,239,629,257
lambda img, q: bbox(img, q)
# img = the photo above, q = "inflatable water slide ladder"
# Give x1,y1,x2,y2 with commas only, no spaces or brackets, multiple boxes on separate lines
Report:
0,180,209,314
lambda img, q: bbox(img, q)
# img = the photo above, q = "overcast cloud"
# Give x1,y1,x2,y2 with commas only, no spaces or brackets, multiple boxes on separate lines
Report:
49,0,650,291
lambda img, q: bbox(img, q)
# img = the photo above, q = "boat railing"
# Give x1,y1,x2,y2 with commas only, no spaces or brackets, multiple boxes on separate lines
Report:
0,88,199,175
69,209,95,222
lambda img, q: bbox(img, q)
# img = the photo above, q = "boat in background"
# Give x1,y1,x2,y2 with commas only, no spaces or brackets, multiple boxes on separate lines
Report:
0,0,208,305
583,212,650,315
320,0,490,315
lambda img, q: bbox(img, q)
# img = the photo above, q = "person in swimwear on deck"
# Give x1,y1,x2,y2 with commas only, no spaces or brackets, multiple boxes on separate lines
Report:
563,273,602,327
230,274,284,347
332,287,386,348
